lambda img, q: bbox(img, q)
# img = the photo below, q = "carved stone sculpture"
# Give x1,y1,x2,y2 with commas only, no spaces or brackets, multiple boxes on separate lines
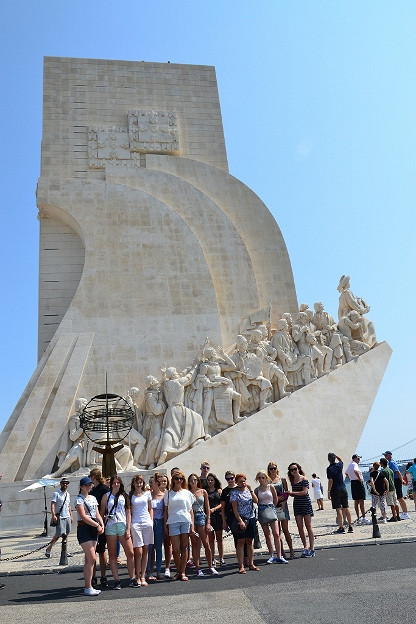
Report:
139,376,167,469
156,367,206,466
250,327,290,401
228,334,272,413
337,275,377,347
271,319,314,389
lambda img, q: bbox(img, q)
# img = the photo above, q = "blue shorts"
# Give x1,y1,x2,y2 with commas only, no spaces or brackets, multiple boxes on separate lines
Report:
168,521,191,536
193,511,206,528
105,521,126,537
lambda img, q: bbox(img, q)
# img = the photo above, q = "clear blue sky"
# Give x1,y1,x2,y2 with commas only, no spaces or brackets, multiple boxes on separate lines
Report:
1,1,415,459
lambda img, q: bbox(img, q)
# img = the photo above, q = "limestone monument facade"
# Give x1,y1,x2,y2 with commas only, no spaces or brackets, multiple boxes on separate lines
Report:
0,57,390,494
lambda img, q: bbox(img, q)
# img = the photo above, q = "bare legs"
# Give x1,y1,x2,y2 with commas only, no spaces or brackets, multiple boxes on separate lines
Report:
236,537,256,572
107,534,135,582
208,529,224,562
170,533,189,579
261,521,282,558
190,525,213,571
295,514,314,552
133,545,149,584
81,540,97,589
279,519,295,558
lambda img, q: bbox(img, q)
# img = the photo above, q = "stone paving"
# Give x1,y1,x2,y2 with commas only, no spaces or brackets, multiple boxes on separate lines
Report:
1,505,415,577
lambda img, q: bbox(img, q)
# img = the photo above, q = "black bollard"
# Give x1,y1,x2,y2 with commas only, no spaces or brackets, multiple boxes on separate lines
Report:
59,535,68,566
369,506,381,538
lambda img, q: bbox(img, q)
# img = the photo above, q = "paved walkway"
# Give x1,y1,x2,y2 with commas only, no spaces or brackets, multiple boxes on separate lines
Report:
1,505,415,577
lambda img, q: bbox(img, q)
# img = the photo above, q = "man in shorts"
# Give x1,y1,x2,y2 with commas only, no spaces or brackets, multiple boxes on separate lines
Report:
90,468,110,587
380,457,400,521
383,451,410,519
345,454,370,524
327,452,353,534
45,478,72,557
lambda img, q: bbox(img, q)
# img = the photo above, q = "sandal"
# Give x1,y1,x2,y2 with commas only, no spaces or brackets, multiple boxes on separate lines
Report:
140,578,148,587
239,567,247,574
180,574,189,581
147,575,156,581
173,573,181,581
248,565,260,571
289,553,296,560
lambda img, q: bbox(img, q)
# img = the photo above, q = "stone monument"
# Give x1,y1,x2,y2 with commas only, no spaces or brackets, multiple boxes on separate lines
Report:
0,58,391,498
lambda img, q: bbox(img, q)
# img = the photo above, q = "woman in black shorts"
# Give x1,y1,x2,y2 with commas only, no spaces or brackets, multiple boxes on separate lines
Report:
75,476,105,596
206,472,224,566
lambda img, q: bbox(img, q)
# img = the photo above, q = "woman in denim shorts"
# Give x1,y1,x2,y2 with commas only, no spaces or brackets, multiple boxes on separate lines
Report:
100,475,136,589
163,470,194,581
188,473,218,577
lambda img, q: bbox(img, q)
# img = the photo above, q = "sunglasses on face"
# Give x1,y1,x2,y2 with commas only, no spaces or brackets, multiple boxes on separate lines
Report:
289,467,298,472
173,476,184,481
225,476,235,481
269,467,277,471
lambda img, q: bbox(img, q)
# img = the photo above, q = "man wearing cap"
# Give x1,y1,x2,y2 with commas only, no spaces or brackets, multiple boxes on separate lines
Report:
345,454,370,525
45,477,73,557
327,452,353,534
383,451,410,519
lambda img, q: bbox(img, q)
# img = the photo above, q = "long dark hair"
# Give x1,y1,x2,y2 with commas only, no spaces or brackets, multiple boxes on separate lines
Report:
287,463,305,484
206,472,221,490
109,474,130,508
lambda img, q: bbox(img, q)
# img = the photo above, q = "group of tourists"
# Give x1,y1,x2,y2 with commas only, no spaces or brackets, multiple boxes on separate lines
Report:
47,460,316,595
46,450,415,596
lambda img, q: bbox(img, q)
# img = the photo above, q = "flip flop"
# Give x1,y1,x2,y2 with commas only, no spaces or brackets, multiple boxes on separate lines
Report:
238,567,246,574
248,565,260,571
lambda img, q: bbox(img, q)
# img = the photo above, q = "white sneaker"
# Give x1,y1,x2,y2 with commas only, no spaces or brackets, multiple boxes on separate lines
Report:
164,568,171,578
382,518,387,523
84,587,101,596
276,556,288,564
267,556,276,563
356,518,362,525
209,567,219,575
361,517,371,524
400,512,410,519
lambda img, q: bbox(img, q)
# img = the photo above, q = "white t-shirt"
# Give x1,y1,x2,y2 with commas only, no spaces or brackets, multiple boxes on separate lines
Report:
131,491,152,525
345,461,363,482
164,489,195,524
75,494,99,522
104,492,128,527
51,489,71,518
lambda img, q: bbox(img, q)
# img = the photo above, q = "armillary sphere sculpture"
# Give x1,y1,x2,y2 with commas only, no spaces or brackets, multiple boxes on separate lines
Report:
79,387,134,478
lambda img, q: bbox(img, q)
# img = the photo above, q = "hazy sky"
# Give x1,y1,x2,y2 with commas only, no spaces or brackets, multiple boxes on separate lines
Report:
1,1,415,460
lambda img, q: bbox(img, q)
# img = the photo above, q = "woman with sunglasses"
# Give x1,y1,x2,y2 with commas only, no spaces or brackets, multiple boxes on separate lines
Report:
187,473,218,576
164,470,195,581
230,473,259,574
100,475,136,589
287,463,315,558
267,462,295,559
220,471,237,533
129,474,154,586
254,470,287,564
147,473,171,580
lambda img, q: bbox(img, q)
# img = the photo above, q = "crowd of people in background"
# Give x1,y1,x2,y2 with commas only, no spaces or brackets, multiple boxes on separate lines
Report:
45,452,416,596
